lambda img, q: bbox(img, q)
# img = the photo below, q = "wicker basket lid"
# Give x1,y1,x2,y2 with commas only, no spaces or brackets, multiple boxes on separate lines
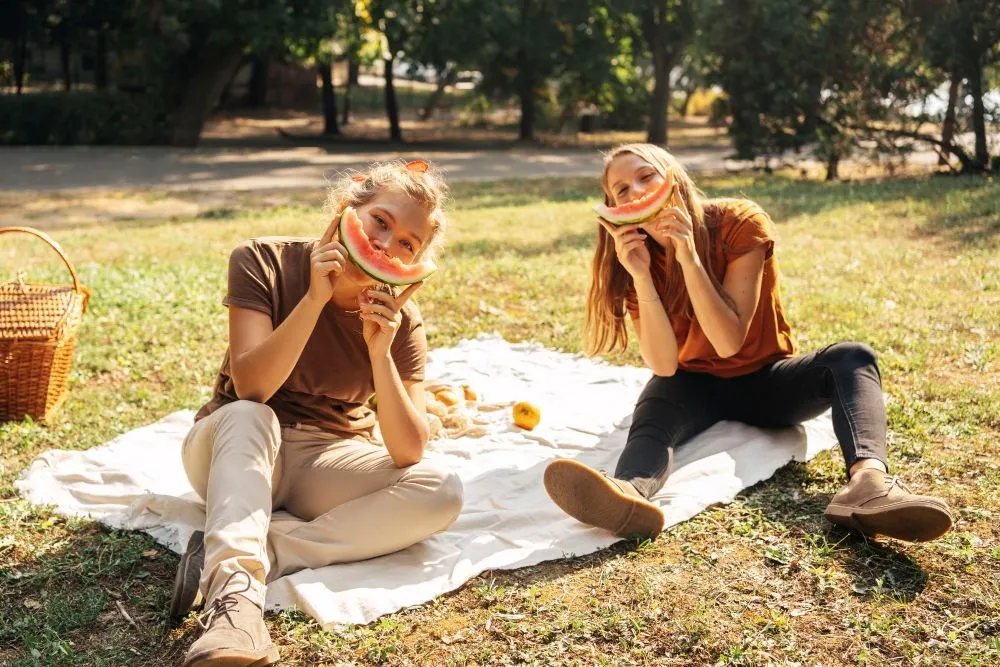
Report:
0,282,84,341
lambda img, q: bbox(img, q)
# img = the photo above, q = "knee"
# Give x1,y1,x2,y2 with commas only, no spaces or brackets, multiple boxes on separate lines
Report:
413,462,464,527
212,400,282,454
825,342,879,374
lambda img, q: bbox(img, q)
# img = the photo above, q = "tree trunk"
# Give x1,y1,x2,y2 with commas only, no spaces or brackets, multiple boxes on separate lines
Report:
643,6,672,145
648,45,670,144
319,61,340,136
967,59,988,170
94,30,109,89
680,84,696,118
517,0,535,141
348,58,360,86
248,58,268,107
516,46,535,141
939,73,960,165
384,53,402,142
168,48,244,147
341,82,352,126
14,33,27,94
825,152,840,181
58,27,72,91
420,66,456,120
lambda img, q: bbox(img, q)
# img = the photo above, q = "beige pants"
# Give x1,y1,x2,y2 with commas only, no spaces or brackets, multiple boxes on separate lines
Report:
181,400,463,606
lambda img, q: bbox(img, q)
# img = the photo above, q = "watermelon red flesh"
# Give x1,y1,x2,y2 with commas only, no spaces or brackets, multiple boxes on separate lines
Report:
338,207,437,286
594,177,677,225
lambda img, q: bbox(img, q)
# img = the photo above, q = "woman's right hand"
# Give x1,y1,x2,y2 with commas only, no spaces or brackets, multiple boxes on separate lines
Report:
599,218,651,279
309,213,350,304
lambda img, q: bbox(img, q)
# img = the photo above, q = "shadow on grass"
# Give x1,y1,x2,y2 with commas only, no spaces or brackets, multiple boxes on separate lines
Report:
437,449,930,618
912,179,1000,249
737,463,929,603
0,509,188,666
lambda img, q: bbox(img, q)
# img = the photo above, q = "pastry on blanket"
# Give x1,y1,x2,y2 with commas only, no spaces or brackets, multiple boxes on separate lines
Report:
443,412,471,430
434,387,462,407
426,398,448,420
426,413,443,439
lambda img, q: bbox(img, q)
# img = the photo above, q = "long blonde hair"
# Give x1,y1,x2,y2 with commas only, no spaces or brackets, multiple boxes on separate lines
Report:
325,159,450,262
583,144,723,356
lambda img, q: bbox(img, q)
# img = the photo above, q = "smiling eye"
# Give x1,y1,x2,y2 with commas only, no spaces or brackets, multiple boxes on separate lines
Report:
401,240,415,253
374,214,388,229
640,172,653,181
617,186,628,198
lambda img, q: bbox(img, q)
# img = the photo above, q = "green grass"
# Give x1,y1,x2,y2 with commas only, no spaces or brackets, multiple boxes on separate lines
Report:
1,173,998,665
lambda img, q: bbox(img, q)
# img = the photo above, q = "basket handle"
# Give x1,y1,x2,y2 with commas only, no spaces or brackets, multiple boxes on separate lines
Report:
0,226,82,293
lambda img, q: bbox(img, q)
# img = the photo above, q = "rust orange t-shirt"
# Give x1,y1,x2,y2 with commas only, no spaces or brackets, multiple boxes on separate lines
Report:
625,198,796,378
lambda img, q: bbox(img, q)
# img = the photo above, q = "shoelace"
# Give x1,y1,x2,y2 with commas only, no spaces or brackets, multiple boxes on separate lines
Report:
196,571,253,632
887,475,911,493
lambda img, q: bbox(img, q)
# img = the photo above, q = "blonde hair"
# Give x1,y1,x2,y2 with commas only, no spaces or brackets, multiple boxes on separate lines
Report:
584,143,724,356
325,159,450,262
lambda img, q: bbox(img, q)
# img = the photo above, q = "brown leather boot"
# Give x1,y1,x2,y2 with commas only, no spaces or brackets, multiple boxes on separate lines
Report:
170,530,205,620
543,458,665,539
182,571,280,667
824,469,953,542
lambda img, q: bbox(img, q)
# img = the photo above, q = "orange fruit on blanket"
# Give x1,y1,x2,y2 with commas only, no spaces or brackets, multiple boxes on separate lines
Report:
512,401,541,430
435,388,462,407
462,384,478,401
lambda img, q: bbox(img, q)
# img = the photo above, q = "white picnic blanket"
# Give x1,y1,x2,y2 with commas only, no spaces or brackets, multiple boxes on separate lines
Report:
15,334,838,627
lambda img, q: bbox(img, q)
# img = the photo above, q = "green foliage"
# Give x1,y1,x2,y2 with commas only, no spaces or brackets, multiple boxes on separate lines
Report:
0,91,167,145
703,0,924,166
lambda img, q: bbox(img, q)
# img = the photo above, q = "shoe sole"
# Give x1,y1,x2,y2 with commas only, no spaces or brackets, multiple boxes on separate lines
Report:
171,530,205,620
543,459,664,539
825,499,953,542
181,645,280,667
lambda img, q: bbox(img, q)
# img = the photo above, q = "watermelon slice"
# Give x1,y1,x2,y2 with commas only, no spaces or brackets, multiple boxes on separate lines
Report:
338,206,437,286
594,176,677,225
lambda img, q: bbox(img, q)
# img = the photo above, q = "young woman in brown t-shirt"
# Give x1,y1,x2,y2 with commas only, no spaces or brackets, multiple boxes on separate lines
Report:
173,161,463,667
544,143,953,546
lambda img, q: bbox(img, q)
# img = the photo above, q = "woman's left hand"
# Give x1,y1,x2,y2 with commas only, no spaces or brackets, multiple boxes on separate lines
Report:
360,282,423,360
642,193,697,267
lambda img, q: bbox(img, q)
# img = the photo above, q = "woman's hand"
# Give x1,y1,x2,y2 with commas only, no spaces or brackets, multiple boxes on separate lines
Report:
360,282,423,360
642,193,697,267
309,213,350,304
598,218,651,279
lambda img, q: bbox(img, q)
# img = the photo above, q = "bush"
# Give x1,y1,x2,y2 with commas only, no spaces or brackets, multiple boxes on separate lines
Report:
0,91,168,145
686,88,727,118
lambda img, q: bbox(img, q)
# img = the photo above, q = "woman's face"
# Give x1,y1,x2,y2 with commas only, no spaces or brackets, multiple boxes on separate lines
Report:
605,153,671,207
348,188,435,283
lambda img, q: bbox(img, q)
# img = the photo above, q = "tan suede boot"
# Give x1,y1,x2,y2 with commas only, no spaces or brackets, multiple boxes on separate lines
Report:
824,469,953,542
182,572,280,667
171,530,205,620
543,458,665,539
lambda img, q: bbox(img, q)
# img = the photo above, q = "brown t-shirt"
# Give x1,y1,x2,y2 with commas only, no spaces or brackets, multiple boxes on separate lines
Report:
195,237,427,439
626,198,796,378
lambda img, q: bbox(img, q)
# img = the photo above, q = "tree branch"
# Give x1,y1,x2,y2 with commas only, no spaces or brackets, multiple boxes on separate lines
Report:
848,124,978,172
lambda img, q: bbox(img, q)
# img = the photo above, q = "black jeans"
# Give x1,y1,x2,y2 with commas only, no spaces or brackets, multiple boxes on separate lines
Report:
615,342,888,499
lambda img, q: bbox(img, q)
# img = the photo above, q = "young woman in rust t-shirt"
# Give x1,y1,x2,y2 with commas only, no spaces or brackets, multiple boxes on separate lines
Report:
173,161,463,667
544,143,952,546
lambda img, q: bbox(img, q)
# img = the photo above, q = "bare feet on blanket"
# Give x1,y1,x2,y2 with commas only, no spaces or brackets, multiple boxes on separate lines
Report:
543,459,664,539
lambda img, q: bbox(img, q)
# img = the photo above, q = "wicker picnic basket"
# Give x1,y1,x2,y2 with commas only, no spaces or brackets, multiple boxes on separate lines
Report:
1,226,91,422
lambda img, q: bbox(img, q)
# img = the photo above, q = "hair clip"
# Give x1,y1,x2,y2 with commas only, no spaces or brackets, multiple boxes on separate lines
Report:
351,173,366,182
404,159,430,173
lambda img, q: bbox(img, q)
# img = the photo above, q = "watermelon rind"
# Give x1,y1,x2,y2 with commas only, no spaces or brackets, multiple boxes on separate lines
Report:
594,181,677,225
338,207,437,286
